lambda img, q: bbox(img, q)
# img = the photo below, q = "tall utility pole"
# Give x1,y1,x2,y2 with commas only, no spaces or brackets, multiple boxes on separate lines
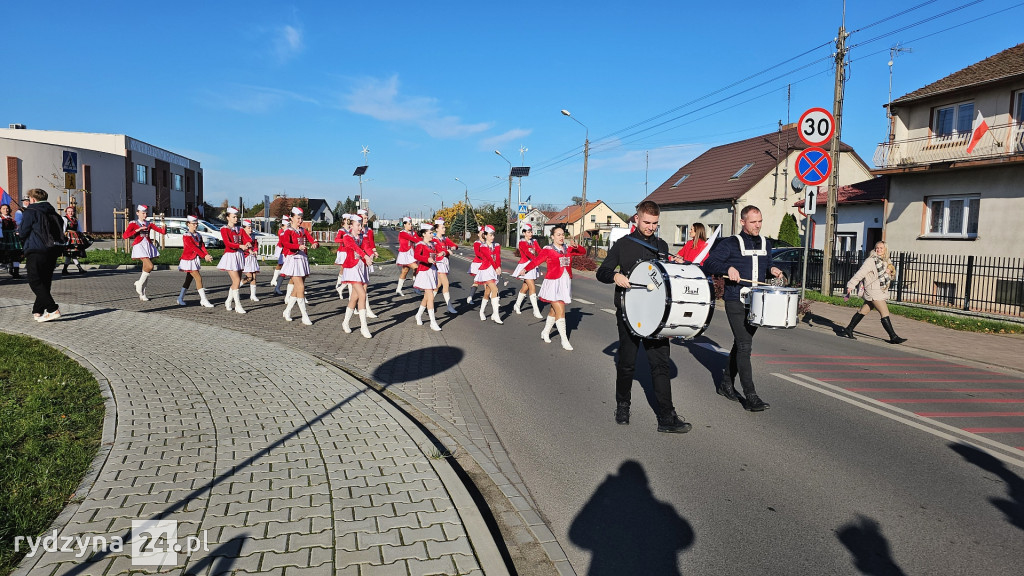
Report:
821,23,848,295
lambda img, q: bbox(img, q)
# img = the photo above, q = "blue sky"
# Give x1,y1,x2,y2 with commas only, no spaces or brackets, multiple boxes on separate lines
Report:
8,1,1023,220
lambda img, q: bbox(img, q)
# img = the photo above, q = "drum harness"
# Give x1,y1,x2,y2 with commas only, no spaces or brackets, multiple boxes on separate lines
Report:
735,234,766,305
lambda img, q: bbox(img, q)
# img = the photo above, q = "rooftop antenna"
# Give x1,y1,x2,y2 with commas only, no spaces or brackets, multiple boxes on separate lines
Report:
519,145,528,165
887,43,913,137
361,145,370,163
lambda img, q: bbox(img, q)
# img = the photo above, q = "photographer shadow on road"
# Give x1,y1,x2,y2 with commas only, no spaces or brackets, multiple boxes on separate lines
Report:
951,442,1024,532
836,515,908,576
679,336,729,395
569,460,694,576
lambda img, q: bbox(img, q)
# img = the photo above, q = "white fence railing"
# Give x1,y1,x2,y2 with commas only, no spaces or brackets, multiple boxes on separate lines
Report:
874,121,1024,168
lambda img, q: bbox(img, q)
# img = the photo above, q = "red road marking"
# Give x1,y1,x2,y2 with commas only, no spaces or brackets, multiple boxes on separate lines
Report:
916,412,1024,417
824,378,1024,383
754,354,930,359
882,398,1024,404
848,388,1024,393
811,370,985,374
774,361,955,366
962,427,1024,434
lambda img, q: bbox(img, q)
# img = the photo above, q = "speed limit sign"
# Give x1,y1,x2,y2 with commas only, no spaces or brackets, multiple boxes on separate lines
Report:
798,107,835,147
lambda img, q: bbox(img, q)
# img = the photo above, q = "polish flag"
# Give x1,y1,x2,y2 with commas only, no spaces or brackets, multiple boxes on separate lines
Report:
966,109,990,154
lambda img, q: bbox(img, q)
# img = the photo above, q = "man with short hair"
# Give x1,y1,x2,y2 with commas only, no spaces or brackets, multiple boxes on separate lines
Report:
597,200,691,433
18,188,63,322
702,206,783,411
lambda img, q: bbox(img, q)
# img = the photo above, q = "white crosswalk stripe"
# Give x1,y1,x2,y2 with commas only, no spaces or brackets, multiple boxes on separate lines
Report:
574,298,593,305
601,308,616,315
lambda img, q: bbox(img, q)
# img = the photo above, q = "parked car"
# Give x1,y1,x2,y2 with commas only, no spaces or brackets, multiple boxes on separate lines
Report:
151,217,224,248
771,247,823,287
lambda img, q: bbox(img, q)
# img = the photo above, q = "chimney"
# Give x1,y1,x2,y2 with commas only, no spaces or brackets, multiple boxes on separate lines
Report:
8,124,26,129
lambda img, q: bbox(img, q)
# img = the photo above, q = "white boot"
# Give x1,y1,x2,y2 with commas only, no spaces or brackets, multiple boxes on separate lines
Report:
365,298,378,318
296,298,311,325
491,297,503,324
444,292,458,315
198,288,214,308
233,290,246,314
479,298,488,321
177,288,187,306
136,271,150,301
428,308,442,332
285,283,294,302
225,288,234,311
541,315,556,343
283,295,296,321
467,286,478,304
514,292,526,314
342,307,354,333
530,294,543,319
337,277,346,300
416,305,426,326
249,283,259,302
396,277,405,296
358,309,372,339
556,318,573,351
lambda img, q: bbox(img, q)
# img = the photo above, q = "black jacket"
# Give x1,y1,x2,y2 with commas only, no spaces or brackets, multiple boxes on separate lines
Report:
597,230,670,308
702,232,775,302
18,201,61,254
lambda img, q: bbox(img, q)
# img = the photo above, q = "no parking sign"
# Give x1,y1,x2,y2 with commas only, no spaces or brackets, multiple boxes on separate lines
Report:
795,147,832,187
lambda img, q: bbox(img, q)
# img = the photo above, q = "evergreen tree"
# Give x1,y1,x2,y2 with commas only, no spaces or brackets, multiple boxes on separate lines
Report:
778,213,801,247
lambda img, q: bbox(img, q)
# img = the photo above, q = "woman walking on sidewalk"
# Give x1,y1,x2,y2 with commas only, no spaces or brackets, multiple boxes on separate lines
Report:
511,223,544,319
176,216,215,307
413,223,443,331
339,213,374,338
523,224,586,350
217,207,249,314
474,225,503,324
123,204,165,301
280,207,318,325
432,218,459,315
841,241,907,344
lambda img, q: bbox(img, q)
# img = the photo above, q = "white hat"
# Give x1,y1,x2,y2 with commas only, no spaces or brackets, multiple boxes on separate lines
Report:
482,225,495,234
419,222,433,231
521,222,533,231
349,214,363,222
186,215,198,223
137,204,148,212
342,213,351,220
226,206,239,215
291,206,303,216
434,218,445,225
281,215,289,223
242,219,252,227
357,209,368,215
402,216,412,223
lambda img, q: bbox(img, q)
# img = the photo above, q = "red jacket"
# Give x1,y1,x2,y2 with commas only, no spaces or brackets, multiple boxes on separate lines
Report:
525,244,586,280
676,239,708,264
279,227,317,256
517,239,541,264
398,230,417,252
361,230,377,256
241,230,259,257
334,228,349,252
123,220,166,246
433,236,456,263
341,233,370,268
181,232,209,260
414,241,438,273
474,241,501,271
221,226,245,253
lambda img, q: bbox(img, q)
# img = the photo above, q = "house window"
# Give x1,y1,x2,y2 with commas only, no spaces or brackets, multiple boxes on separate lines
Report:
590,214,596,223
671,174,690,187
834,233,857,255
1014,90,1024,153
135,164,148,185
730,163,754,180
173,174,183,191
932,101,974,139
926,195,980,238
676,225,688,244
606,216,612,224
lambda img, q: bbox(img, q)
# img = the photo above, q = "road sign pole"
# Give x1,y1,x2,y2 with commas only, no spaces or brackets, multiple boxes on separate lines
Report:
800,186,816,299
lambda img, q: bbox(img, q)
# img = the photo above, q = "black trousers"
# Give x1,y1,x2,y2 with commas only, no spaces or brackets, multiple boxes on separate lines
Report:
615,311,674,417
725,299,759,394
26,249,60,315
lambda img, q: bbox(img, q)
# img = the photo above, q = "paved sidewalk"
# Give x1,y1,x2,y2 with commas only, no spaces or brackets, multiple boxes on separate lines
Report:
2,297,506,576
802,300,1024,373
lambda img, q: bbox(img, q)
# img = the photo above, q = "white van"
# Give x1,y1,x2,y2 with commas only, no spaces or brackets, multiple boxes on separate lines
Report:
151,217,224,248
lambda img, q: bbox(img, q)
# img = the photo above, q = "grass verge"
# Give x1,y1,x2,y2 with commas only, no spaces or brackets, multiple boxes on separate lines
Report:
804,290,1024,335
0,334,105,576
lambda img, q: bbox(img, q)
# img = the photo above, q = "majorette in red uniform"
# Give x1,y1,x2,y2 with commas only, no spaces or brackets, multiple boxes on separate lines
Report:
466,226,484,304
357,209,377,273
395,217,418,295
176,215,215,308
333,214,351,299
217,207,250,314
122,204,166,301
280,206,318,325
412,223,443,331
523,225,586,350
241,219,261,302
431,218,459,315
511,222,544,318
339,213,374,338
271,215,289,294
473,225,503,324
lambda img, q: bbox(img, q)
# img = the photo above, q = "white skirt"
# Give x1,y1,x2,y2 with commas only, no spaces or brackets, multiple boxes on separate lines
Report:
512,262,538,280
131,241,159,259
341,261,368,284
468,262,480,275
474,267,498,285
538,275,572,304
281,253,310,277
413,267,439,290
274,246,284,265
436,258,450,274
396,249,415,266
334,251,348,265
243,254,260,273
178,257,201,272
217,251,245,271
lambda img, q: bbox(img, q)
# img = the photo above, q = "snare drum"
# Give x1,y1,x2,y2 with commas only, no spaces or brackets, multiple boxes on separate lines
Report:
747,286,800,329
622,260,714,340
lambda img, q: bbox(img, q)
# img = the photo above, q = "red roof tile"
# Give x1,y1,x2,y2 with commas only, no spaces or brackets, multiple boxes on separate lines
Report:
891,43,1024,106
547,201,603,225
793,176,888,208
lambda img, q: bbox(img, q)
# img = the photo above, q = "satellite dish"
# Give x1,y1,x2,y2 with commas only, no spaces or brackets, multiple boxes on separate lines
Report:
791,176,806,192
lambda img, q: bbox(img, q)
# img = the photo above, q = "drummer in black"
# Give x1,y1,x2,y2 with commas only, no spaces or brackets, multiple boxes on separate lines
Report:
597,200,691,433
702,205,783,411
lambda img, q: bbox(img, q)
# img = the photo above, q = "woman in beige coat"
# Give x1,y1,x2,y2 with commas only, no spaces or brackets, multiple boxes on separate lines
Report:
840,241,907,344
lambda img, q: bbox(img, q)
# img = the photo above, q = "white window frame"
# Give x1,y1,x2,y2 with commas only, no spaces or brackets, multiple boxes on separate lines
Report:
173,174,183,191
675,224,689,244
730,163,754,180
671,174,690,187
135,164,148,185
931,100,974,140
1014,90,1024,153
925,194,980,239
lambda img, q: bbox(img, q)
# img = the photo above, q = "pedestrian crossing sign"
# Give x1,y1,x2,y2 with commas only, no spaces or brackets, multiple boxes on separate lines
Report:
63,151,78,173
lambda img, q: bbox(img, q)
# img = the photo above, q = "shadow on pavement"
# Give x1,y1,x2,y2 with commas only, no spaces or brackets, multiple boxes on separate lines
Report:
680,335,728,394
373,346,465,385
183,535,248,576
57,307,118,322
569,460,694,576
950,443,1024,532
836,514,908,576
802,311,850,338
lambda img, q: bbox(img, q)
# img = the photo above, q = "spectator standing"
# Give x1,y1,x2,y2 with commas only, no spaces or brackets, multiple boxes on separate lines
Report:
841,241,907,344
18,189,63,321
676,223,709,265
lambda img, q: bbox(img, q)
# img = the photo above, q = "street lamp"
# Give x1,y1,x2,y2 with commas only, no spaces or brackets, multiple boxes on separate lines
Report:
561,109,589,245
455,178,469,240
494,150,513,246
433,191,444,209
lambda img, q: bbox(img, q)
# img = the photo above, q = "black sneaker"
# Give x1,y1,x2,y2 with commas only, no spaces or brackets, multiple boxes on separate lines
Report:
716,376,741,402
657,412,692,434
615,402,630,425
743,394,770,412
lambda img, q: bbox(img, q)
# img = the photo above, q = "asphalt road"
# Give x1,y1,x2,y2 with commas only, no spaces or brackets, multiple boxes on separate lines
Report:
384,230,1024,575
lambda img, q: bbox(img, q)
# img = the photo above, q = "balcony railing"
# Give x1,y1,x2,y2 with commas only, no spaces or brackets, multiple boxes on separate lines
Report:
874,121,1024,168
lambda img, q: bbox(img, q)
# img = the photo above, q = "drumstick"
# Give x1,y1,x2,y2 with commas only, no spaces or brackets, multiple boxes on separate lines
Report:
629,282,657,291
737,277,771,286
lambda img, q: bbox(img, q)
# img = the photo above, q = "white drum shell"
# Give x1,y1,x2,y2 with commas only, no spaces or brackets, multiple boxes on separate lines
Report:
623,260,713,340
747,287,800,329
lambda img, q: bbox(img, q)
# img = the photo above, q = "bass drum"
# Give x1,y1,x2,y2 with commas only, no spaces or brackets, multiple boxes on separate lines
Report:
622,260,714,340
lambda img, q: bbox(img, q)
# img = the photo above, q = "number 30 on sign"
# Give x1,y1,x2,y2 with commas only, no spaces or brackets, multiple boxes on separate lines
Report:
798,108,835,147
